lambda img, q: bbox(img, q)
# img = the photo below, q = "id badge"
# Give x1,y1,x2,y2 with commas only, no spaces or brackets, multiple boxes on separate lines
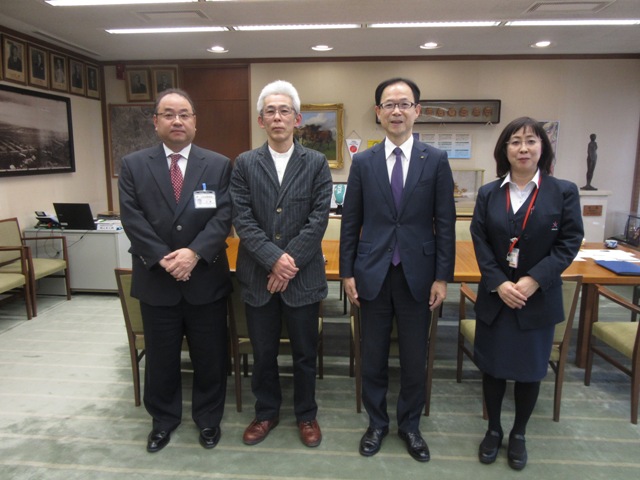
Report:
507,248,519,268
194,190,216,209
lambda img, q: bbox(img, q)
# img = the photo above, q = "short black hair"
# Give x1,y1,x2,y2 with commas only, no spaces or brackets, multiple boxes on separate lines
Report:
494,116,555,177
154,88,196,114
375,78,420,105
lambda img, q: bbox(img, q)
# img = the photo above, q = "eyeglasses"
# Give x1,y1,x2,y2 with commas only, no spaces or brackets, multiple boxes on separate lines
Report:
378,101,417,111
506,138,540,149
261,106,295,118
156,112,195,122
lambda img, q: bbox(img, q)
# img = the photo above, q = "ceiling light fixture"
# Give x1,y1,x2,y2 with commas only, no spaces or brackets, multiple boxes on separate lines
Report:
531,40,552,48
46,0,198,5
207,45,228,53
107,26,228,34
233,24,360,32
311,45,333,51
419,42,441,50
369,21,500,28
507,19,640,26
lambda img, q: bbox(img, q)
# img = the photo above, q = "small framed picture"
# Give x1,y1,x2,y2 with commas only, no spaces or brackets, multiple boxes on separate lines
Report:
126,68,151,102
86,63,100,99
3,36,26,84
50,53,68,92
151,67,177,98
28,45,49,88
69,58,85,95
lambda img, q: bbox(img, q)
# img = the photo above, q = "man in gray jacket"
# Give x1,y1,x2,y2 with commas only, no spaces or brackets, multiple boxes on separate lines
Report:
230,80,332,448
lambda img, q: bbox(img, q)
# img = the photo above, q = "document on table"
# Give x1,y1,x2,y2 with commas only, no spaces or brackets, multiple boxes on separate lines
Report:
574,249,640,262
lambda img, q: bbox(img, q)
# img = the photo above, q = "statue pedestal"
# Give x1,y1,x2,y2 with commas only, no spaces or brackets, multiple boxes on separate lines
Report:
579,190,610,242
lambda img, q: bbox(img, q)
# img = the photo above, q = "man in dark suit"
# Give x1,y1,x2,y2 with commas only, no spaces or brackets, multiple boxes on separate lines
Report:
340,78,456,462
119,88,232,453
230,80,332,448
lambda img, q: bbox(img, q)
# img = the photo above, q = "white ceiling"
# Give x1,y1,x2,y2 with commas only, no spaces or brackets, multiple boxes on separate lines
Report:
0,0,639,61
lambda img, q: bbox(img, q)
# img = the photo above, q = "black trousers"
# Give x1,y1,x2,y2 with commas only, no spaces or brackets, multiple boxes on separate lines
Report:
245,295,320,422
140,297,228,431
360,264,431,433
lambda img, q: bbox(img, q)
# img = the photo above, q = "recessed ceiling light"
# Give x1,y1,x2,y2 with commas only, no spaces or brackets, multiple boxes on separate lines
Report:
369,21,500,28
531,40,553,48
207,45,228,53
233,24,359,32
419,42,441,50
46,0,198,5
507,19,640,26
107,27,228,34
311,45,333,51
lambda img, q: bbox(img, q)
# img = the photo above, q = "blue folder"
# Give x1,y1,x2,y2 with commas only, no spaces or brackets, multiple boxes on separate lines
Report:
595,260,640,276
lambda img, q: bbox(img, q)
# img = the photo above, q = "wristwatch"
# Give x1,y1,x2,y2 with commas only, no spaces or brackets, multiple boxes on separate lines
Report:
194,252,201,262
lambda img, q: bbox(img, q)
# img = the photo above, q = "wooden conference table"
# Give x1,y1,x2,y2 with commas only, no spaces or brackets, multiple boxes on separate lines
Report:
226,237,640,368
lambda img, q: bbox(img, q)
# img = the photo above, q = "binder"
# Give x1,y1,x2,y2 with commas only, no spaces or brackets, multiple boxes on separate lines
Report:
595,260,640,276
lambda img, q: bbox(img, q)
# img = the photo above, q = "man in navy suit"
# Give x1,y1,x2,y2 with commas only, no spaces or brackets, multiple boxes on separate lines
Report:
340,78,456,462
230,80,332,448
119,89,232,453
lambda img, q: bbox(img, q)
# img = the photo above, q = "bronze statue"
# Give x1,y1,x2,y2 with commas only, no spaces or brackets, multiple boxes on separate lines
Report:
581,133,597,191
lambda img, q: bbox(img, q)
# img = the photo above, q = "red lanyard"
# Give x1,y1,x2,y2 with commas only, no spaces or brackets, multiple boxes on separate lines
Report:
506,176,541,254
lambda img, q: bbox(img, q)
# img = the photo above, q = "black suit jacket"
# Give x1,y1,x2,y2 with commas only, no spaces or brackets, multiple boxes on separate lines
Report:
119,144,232,306
340,140,456,302
470,174,584,330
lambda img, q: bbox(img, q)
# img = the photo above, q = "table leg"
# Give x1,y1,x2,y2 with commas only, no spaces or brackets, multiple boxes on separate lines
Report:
574,283,596,368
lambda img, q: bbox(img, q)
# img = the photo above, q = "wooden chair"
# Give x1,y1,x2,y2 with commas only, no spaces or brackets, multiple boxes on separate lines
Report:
227,275,324,412
324,215,347,314
584,284,640,424
350,303,439,416
456,275,582,421
114,268,190,406
0,246,33,319
0,218,70,316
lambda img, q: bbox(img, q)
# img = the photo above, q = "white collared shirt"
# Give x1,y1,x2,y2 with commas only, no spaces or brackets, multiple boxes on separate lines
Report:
500,169,541,213
164,144,192,177
384,136,414,186
269,144,294,184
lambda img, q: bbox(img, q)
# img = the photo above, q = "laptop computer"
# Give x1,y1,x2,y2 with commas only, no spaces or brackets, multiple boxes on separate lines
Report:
53,203,97,230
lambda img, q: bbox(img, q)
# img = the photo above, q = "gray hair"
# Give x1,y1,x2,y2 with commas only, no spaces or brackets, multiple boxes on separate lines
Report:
256,80,301,115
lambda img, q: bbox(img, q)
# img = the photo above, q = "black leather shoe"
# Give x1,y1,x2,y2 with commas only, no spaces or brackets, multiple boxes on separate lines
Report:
507,433,528,470
359,427,389,457
199,427,221,449
147,429,170,453
478,430,503,464
398,430,430,462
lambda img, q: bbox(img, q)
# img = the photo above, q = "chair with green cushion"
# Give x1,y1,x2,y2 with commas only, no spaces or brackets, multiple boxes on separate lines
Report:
114,268,190,406
0,246,33,319
0,217,70,316
228,275,324,412
350,303,439,416
584,284,640,424
457,275,582,422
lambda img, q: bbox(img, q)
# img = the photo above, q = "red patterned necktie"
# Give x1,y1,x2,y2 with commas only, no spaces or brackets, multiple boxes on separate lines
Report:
169,153,183,203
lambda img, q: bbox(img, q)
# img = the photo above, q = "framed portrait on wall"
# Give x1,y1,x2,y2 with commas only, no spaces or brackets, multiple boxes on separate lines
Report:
50,53,68,92
2,36,26,84
86,63,100,99
125,68,151,102
69,58,85,96
151,67,177,98
294,103,344,169
28,45,48,88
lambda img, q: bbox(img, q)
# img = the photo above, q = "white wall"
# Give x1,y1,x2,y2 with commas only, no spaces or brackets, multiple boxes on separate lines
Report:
3,58,638,239
250,59,640,237
0,83,107,231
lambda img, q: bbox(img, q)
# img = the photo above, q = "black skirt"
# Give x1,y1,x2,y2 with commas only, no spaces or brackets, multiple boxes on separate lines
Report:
474,306,554,382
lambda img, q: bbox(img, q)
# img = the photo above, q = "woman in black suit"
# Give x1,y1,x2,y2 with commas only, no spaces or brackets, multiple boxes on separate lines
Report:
470,117,583,470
